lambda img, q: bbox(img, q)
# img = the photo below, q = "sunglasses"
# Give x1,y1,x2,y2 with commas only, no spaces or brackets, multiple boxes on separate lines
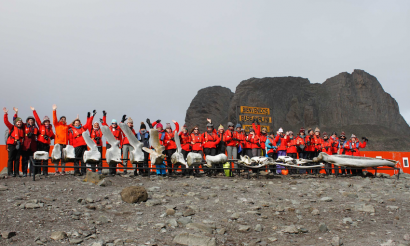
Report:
194,129,199,130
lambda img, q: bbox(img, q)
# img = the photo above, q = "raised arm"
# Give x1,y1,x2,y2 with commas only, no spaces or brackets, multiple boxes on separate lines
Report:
52,104,59,126
32,107,42,127
3,108,13,130
172,120,179,133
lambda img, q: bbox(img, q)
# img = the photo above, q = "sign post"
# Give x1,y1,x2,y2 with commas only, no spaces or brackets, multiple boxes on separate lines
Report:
238,106,272,132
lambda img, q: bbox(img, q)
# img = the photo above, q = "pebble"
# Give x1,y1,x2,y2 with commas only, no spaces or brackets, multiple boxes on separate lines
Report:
1,231,16,239
254,224,263,232
331,236,342,246
50,231,67,240
319,223,328,232
238,225,250,232
183,208,195,216
320,197,333,202
166,208,175,216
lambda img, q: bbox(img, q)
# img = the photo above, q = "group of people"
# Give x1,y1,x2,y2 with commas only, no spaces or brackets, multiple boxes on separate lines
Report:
3,105,368,178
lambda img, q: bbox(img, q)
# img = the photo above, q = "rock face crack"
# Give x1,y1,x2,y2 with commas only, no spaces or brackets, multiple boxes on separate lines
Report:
185,69,410,151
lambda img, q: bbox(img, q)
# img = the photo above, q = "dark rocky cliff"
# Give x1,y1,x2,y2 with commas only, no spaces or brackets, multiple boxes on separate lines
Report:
185,70,410,151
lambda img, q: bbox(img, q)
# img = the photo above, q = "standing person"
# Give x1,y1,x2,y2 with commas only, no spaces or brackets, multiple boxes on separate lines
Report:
68,112,93,176
163,120,179,175
330,132,339,175
253,119,268,157
88,117,103,174
304,128,315,174
190,126,203,175
265,132,277,174
152,120,166,145
235,123,244,157
136,122,150,176
3,107,24,177
225,122,239,175
52,104,69,175
178,124,191,176
247,128,260,157
101,111,123,176
274,128,289,174
202,120,220,157
320,132,333,175
32,107,55,176
311,127,323,175
243,131,252,158
21,113,38,176
337,132,349,175
121,115,135,175
296,128,307,174
286,131,298,174
216,124,227,173
343,134,367,176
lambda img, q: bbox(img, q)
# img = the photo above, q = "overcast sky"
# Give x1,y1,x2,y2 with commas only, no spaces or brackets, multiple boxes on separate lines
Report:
1,0,409,140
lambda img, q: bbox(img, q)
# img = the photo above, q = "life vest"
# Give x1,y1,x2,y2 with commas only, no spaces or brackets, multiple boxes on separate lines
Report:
90,128,103,146
109,126,122,140
6,125,25,145
38,125,54,144
191,133,203,151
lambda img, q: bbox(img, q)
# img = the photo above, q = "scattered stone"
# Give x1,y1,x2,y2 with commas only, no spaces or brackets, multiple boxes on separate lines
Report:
183,208,195,216
268,237,278,242
85,197,94,203
381,239,395,246
98,215,110,224
186,223,213,234
84,171,104,184
177,217,192,225
216,228,226,235
231,212,240,220
173,232,216,246
166,208,175,216
238,225,251,232
120,186,148,204
69,238,84,244
167,219,178,227
89,240,106,246
97,179,112,187
311,209,320,215
145,199,161,207
356,204,375,213
50,231,67,240
25,203,40,209
404,234,410,241
0,185,8,191
283,225,298,234
319,223,328,232
343,217,353,224
255,224,263,232
1,231,16,239
331,236,343,246
320,197,333,202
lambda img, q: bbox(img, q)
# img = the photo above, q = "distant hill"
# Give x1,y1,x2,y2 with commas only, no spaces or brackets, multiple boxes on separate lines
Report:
185,70,410,151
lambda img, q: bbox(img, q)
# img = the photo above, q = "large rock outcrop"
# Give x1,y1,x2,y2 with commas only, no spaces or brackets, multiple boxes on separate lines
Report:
185,70,410,151
185,86,234,131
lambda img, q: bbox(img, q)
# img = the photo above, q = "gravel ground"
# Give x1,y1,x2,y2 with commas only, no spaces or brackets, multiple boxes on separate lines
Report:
0,171,410,246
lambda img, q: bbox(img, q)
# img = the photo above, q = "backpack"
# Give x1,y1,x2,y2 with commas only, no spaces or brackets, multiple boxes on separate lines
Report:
5,127,15,145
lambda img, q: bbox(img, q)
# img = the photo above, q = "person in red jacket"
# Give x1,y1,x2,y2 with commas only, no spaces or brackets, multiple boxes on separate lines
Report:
274,128,289,174
32,107,55,176
243,131,252,157
190,126,203,175
88,118,103,174
120,115,135,175
202,120,220,157
68,112,93,176
265,132,277,173
253,119,268,157
152,120,166,145
343,134,367,176
310,127,323,174
52,104,69,175
101,111,123,176
296,128,307,174
247,128,260,157
234,124,244,156
305,128,315,163
179,124,191,176
320,132,334,175
162,120,179,175
217,124,227,155
3,107,25,177
286,131,298,174
224,122,239,175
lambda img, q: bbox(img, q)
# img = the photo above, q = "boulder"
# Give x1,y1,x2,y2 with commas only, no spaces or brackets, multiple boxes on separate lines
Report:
50,231,67,240
1,231,16,239
120,186,148,203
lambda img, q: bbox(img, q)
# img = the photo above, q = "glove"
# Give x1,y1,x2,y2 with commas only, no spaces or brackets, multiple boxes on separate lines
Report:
256,118,260,125
121,115,127,123
269,143,273,146
87,112,91,118
50,136,54,140
103,110,106,116
43,135,49,140
135,134,138,138
362,137,368,142
252,118,256,123
94,137,100,141
156,119,161,123
146,118,151,125
93,110,97,116
99,118,103,124
27,132,33,138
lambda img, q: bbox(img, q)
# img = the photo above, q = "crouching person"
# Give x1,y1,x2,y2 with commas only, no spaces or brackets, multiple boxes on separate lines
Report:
32,107,55,176
4,107,24,177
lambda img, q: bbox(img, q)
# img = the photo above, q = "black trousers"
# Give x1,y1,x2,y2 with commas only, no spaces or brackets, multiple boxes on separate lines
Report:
165,149,176,174
90,147,103,172
191,150,203,174
106,144,122,175
74,145,87,174
7,144,21,176
298,151,307,174
288,153,298,174
312,151,320,174
37,142,50,174
268,152,278,173
22,150,33,175
203,148,217,175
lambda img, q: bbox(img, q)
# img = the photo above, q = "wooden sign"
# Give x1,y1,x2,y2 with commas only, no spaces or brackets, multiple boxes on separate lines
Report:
239,115,272,123
243,125,270,133
240,106,270,115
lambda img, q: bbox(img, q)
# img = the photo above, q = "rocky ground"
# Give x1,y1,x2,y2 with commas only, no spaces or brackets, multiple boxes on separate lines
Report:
0,171,410,246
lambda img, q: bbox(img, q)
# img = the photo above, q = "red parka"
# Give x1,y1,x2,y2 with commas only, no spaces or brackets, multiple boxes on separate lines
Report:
179,131,191,151
102,116,123,147
305,135,315,152
22,117,38,152
343,140,367,156
224,129,238,147
68,118,92,148
274,135,289,151
311,135,323,152
247,133,260,149
190,132,203,151
202,130,220,149
287,137,298,154
253,123,267,150
321,138,334,155
163,122,180,150
33,110,55,145
4,113,25,145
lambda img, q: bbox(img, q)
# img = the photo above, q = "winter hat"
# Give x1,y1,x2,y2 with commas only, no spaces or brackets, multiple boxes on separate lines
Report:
300,127,305,133
332,132,337,136
60,116,66,120
241,128,245,132
218,124,224,130
236,123,242,128
26,116,35,123
249,128,255,132
206,122,214,128
182,124,188,130
43,116,50,123
307,128,313,134
351,134,356,139
323,132,328,136
289,131,294,135
315,127,320,132
140,122,146,130
261,127,267,131
156,122,163,129
93,121,99,125
341,131,346,136
166,123,172,129
278,128,284,133
111,119,117,124
227,122,234,127
14,117,22,124
127,117,133,124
